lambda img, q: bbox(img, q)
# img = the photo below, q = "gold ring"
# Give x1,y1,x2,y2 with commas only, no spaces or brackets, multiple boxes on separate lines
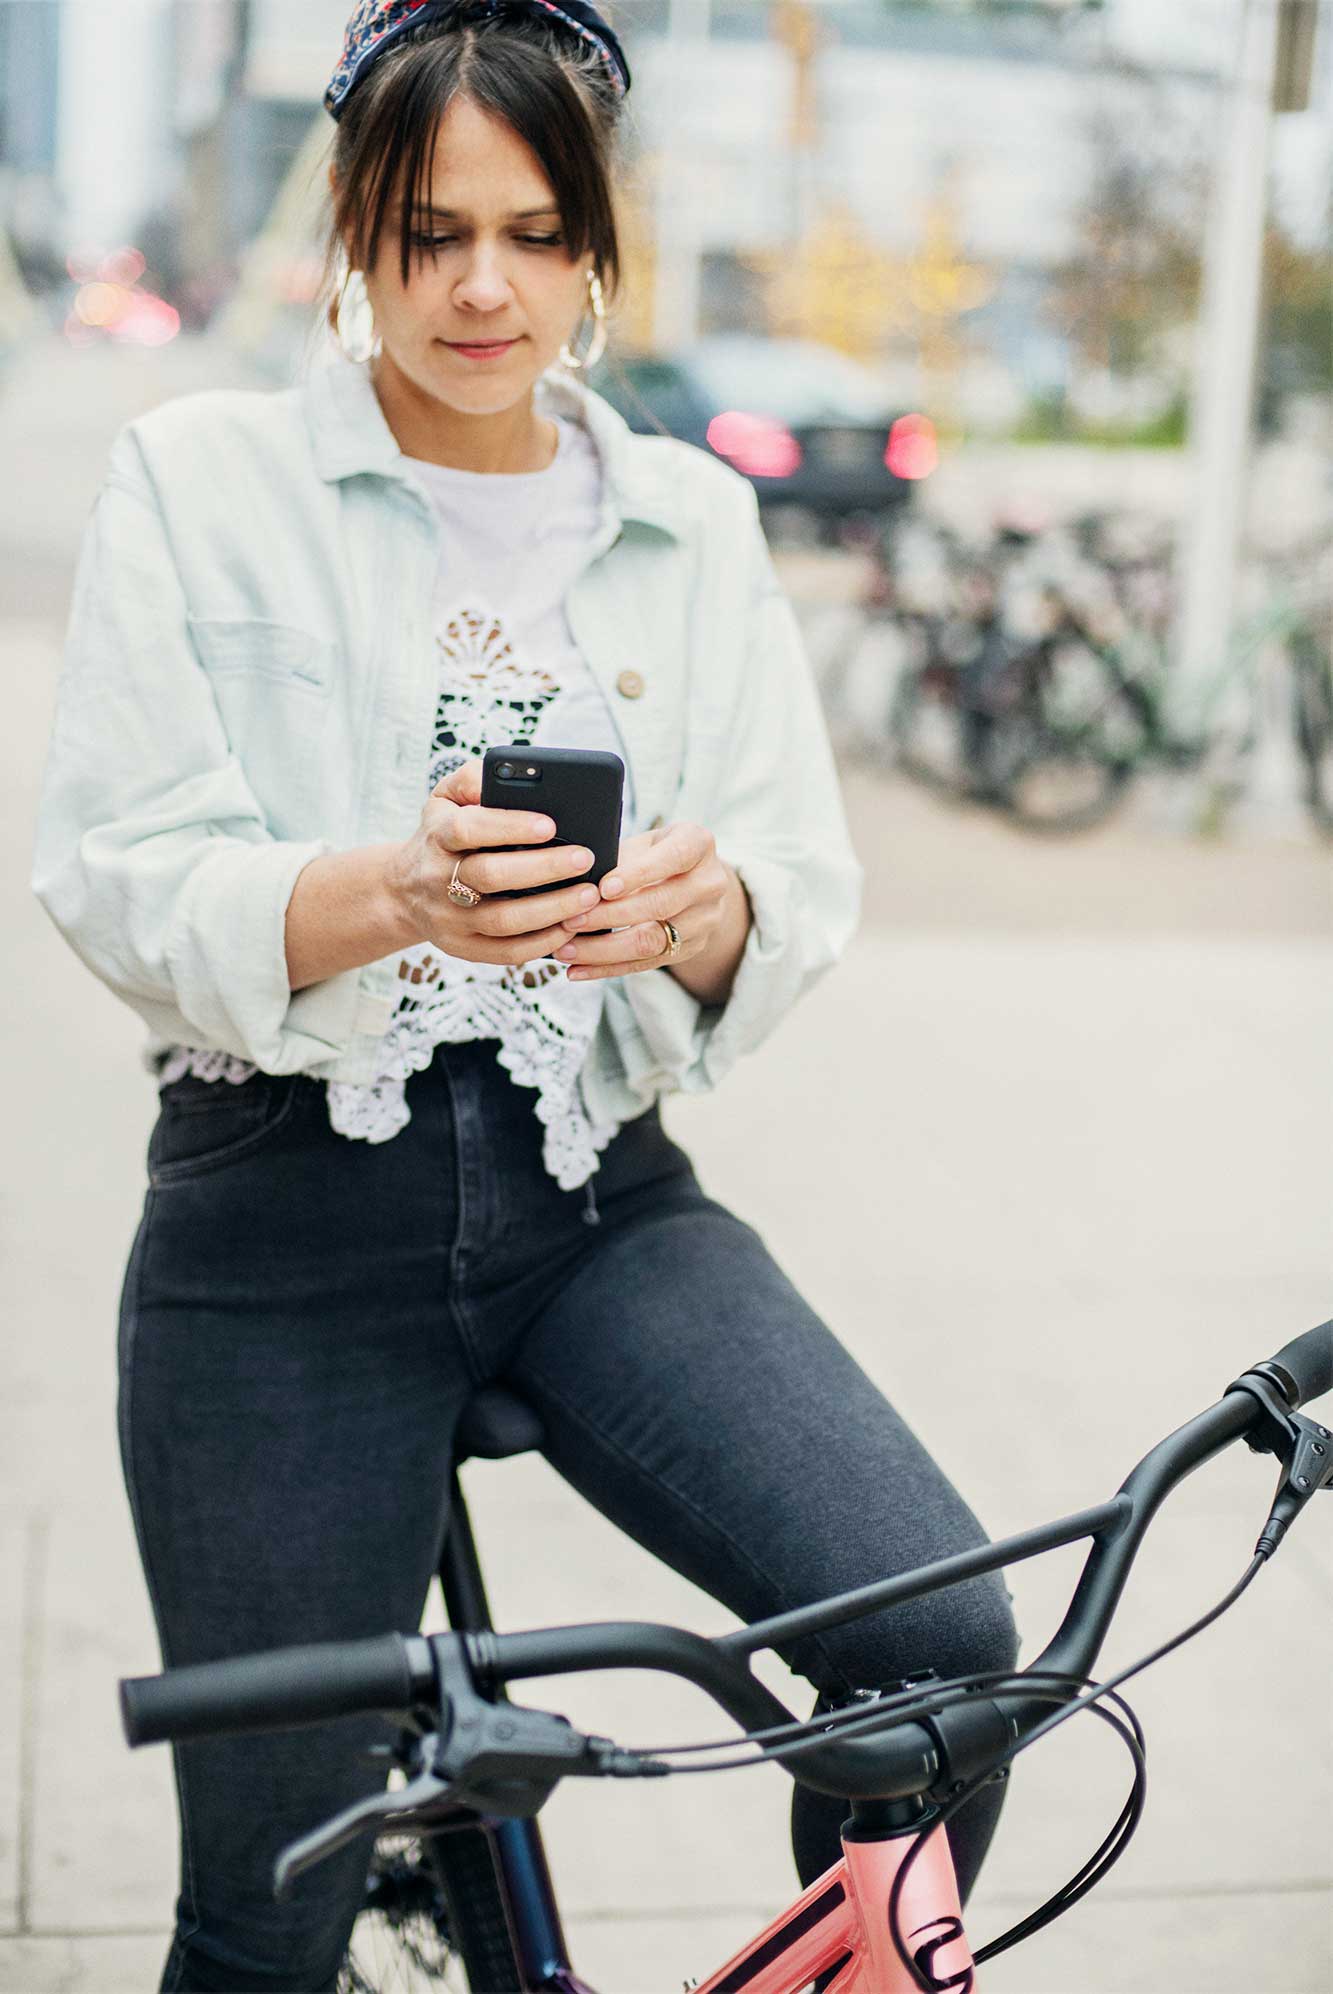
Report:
658,919,682,960
447,859,482,910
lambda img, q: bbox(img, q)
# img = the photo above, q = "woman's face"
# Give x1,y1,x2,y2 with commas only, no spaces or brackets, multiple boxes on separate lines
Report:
345,94,593,417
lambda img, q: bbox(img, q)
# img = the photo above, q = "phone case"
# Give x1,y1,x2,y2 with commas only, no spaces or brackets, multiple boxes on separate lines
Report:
480,745,625,899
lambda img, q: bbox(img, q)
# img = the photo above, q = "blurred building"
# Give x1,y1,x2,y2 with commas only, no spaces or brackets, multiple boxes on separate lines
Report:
0,0,62,289
0,0,251,321
1,0,1328,417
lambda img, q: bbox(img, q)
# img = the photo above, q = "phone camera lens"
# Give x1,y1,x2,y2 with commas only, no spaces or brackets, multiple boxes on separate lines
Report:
495,761,516,780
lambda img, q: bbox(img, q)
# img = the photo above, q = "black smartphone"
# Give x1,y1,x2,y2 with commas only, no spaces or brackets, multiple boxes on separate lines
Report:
480,745,624,902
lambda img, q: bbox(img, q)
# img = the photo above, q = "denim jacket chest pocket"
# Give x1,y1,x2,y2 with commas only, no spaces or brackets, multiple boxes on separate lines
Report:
186,615,337,839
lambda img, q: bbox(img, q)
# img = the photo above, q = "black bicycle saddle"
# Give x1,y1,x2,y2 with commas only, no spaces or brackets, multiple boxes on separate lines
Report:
454,1387,546,1463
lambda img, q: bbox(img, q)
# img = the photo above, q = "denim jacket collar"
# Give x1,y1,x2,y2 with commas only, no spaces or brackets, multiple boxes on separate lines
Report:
302,350,687,541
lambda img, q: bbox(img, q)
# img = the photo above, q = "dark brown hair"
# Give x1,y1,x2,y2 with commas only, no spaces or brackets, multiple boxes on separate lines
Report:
316,7,626,345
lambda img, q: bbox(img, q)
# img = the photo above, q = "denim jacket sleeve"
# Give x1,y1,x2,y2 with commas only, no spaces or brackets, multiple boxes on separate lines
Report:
597,478,863,1104
29,425,355,1073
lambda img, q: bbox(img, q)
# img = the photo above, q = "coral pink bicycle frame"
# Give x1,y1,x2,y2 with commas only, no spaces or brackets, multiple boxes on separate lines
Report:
538,1818,970,1994
690,1821,972,1994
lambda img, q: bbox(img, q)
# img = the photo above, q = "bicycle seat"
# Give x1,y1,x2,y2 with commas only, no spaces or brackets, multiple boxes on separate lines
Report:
454,1387,546,1463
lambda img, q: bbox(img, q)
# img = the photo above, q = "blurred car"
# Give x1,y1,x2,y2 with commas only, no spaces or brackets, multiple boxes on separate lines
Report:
586,334,937,533
59,246,181,350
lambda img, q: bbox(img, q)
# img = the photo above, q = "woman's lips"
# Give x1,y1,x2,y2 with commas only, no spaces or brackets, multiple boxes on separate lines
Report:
445,338,518,359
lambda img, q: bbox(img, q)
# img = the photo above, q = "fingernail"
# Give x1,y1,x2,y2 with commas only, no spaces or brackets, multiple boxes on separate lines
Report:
554,944,577,960
578,886,600,907
601,874,624,897
533,818,556,836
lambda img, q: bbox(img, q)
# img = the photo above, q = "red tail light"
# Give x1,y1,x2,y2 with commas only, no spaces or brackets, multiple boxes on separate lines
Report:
885,414,938,480
706,410,803,478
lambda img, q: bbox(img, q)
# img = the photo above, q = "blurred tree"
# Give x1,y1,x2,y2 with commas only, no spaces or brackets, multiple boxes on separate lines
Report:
1259,193,1333,418
1047,52,1330,438
770,1,827,246
905,188,994,322
738,173,992,432
1047,66,1206,380
770,0,822,150
738,200,904,360
906,176,995,419
609,152,659,355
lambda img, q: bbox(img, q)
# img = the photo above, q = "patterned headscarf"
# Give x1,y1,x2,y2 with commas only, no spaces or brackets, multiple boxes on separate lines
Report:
324,0,632,119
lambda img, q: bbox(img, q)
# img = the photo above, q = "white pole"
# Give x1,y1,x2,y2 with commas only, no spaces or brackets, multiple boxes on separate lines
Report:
651,0,710,352
1171,0,1281,732
57,0,174,255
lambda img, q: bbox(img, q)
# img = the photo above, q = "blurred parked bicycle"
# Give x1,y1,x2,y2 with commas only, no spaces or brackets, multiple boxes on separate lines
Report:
807,508,1333,836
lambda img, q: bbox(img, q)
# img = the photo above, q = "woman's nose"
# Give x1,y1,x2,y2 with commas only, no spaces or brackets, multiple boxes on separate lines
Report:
453,248,513,310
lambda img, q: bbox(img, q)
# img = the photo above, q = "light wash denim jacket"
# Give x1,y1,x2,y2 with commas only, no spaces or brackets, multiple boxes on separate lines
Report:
30,350,862,1126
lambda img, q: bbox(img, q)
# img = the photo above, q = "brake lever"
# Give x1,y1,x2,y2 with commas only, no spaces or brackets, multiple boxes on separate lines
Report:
272,1757,459,1900
1226,1366,1333,1557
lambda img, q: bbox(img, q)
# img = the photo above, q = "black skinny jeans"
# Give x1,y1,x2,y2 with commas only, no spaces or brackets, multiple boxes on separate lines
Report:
118,1039,1017,1991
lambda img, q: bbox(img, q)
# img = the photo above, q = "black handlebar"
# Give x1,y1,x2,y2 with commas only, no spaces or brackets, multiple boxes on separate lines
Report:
1266,1320,1333,1409
118,1321,1332,1803
120,1632,435,1749
460,1392,1252,1800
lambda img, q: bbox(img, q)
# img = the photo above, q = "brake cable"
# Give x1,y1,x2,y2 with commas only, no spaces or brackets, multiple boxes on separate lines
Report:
888,1550,1266,1988
621,1664,1103,1772
598,1553,1265,1985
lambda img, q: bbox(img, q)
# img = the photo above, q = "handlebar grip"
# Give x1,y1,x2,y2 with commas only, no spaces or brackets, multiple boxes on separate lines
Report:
120,1633,420,1747
1265,1320,1333,1410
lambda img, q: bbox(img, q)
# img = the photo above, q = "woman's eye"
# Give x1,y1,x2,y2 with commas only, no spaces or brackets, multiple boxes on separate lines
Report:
411,234,563,250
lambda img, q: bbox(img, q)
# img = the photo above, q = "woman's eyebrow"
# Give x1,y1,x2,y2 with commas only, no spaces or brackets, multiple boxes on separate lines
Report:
397,204,561,220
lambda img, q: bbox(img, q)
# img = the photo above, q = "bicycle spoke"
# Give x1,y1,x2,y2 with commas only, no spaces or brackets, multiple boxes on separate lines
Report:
338,1835,469,1994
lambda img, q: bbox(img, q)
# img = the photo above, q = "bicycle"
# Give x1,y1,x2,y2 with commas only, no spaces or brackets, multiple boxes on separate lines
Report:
119,1319,1332,1991
1291,597,1333,833
805,510,1157,827
881,515,1333,836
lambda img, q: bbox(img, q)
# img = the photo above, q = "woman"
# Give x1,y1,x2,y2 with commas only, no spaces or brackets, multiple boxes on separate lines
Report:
30,3,1016,1987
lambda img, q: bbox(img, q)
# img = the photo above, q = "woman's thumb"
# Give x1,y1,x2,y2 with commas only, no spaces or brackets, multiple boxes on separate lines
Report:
433,758,483,804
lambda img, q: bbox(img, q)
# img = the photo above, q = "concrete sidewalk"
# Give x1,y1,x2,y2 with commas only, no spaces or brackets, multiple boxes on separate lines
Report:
3,334,1330,1991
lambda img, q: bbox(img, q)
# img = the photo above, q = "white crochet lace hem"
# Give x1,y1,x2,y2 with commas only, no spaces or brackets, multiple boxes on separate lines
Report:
155,957,619,1193
329,952,619,1190
157,1046,259,1088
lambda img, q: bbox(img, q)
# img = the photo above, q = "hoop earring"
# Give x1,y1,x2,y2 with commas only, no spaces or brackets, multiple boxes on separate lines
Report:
559,269,607,372
335,266,381,365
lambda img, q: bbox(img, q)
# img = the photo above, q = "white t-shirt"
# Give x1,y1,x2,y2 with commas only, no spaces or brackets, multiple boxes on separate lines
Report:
157,408,638,1190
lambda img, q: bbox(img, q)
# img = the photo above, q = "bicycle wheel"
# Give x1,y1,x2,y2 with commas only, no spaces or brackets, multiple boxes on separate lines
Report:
425,1822,524,1993
338,1821,522,1994
889,651,975,799
1291,622,1333,835
339,1833,466,1993
998,636,1151,833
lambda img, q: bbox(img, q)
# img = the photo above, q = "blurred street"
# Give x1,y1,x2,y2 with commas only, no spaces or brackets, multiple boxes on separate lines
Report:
2,333,1330,1990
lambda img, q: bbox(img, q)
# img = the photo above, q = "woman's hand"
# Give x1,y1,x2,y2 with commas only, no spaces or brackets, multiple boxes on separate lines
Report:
552,821,752,1005
384,760,603,965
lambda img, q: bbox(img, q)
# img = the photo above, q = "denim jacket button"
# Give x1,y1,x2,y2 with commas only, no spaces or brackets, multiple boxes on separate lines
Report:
615,669,645,699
